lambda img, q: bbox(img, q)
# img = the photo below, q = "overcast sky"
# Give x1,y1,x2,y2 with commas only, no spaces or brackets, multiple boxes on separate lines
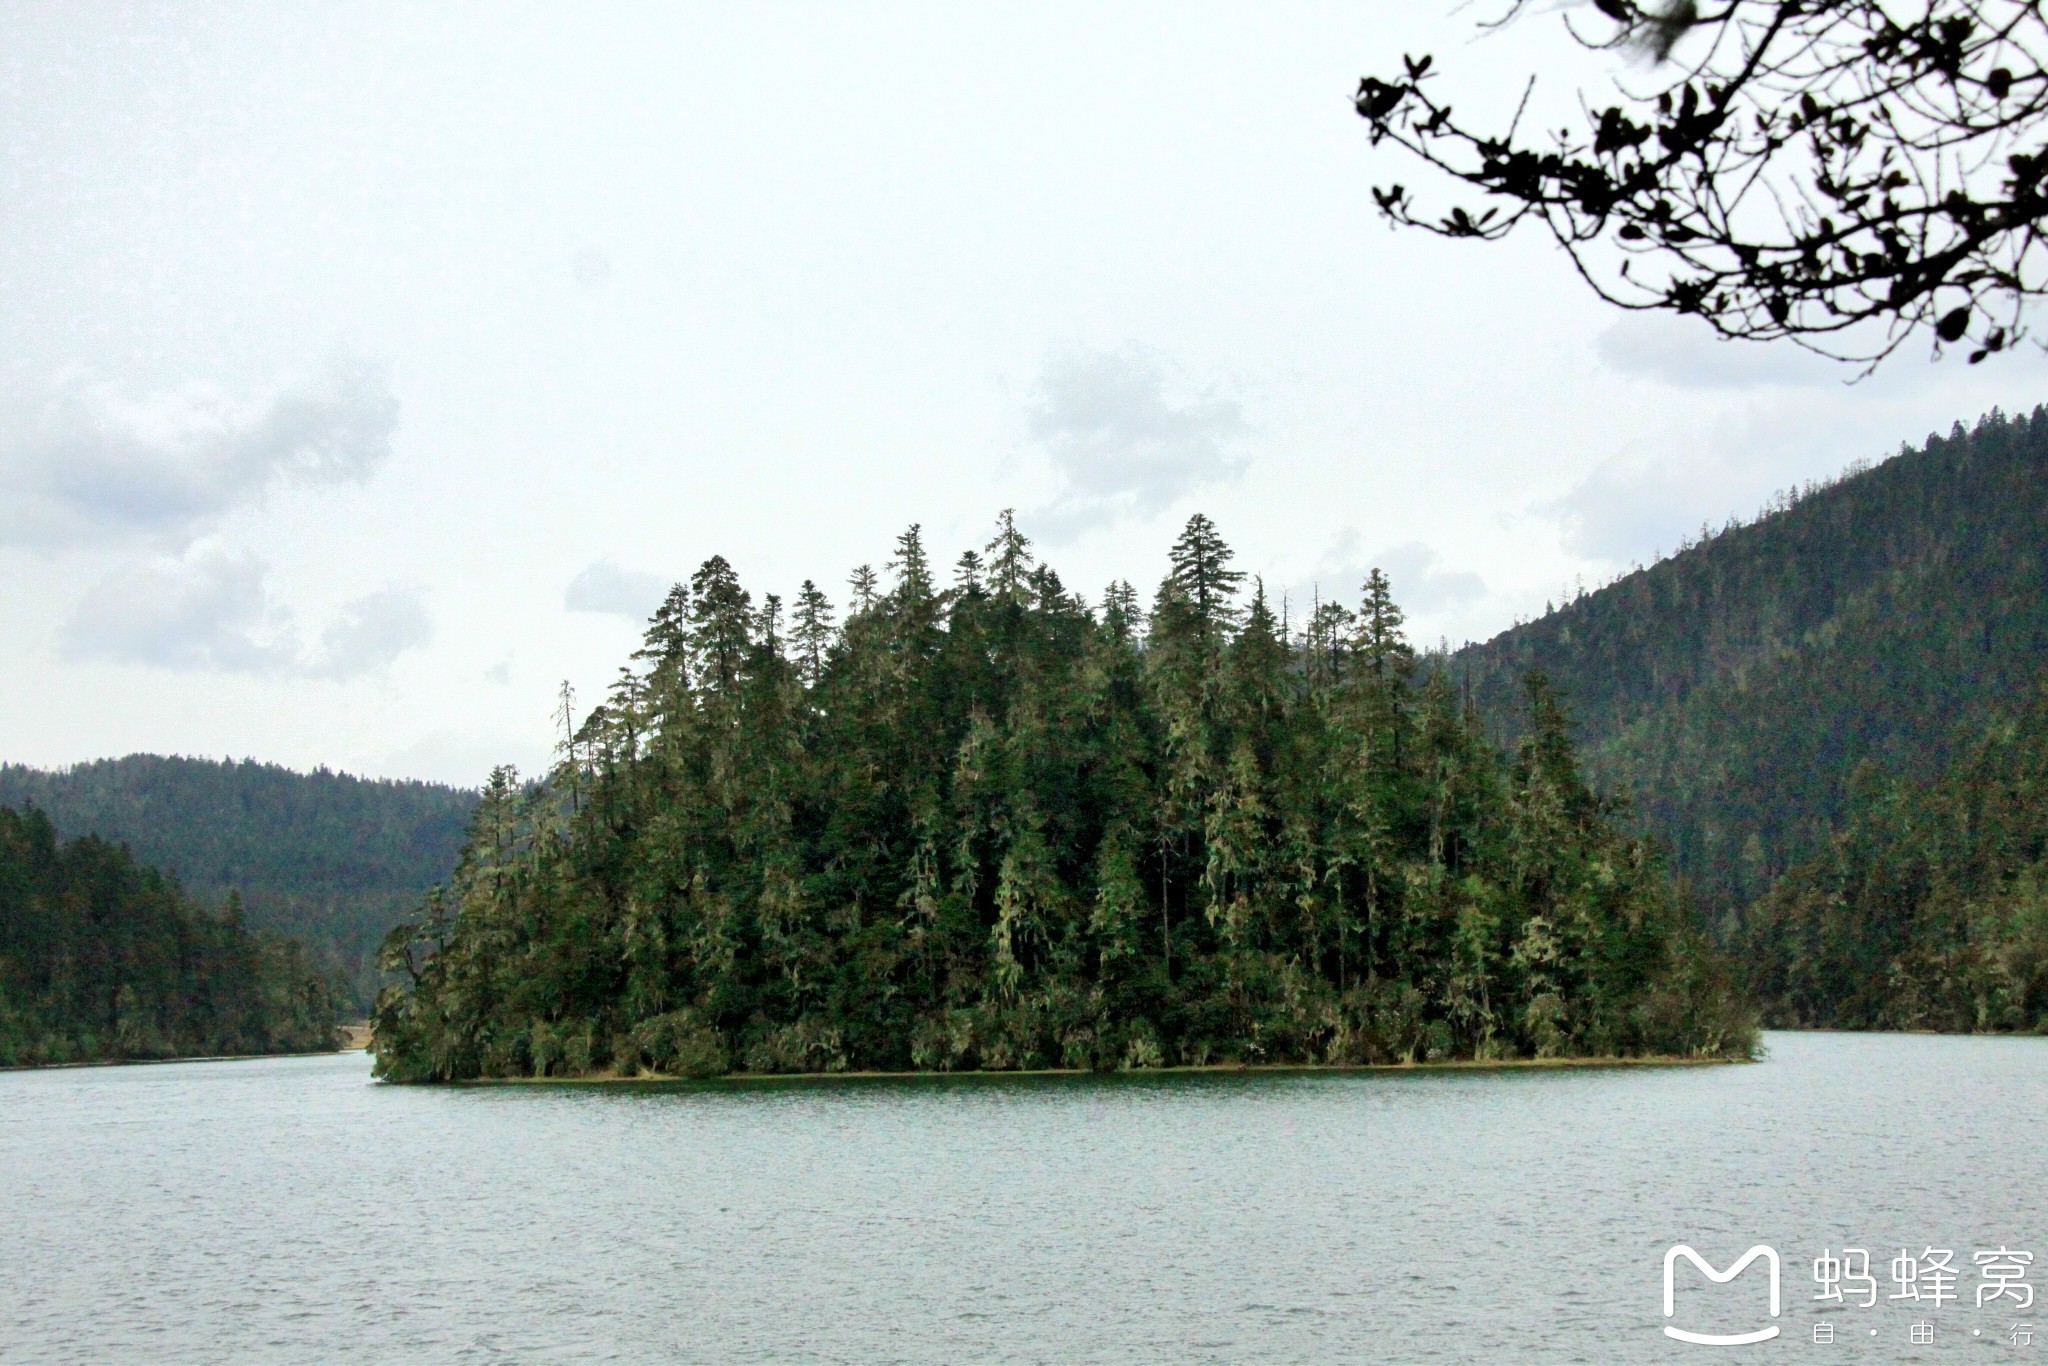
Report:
3,1,2042,788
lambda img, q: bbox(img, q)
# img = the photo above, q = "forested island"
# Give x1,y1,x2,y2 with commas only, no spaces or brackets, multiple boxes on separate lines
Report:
372,514,1755,1081
0,804,342,1068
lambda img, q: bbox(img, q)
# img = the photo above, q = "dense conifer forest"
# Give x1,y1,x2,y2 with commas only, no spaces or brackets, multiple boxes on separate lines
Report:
0,804,342,1067
372,514,1754,1081
0,756,476,1007
1453,406,2048,911
1451,404,2048,1033
1736,687,2048,1033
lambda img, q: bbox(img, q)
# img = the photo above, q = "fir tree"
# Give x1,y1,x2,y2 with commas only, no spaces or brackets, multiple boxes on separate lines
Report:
986,509,1034,604
848,564,879,614
1167,512,1245,636
688,556,753,697
792,580,836,689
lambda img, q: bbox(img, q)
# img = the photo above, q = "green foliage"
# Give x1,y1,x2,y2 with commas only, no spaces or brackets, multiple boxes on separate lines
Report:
372,513,1752,1081
1451,405,2048,913
0,805,342,1067
1734,686,2048,1033
0,756,477,1007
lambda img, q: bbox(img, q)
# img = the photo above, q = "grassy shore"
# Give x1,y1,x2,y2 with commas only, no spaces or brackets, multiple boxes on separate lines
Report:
3,1022,372,1073
1,1045,352,1073
460,1052,1747,1086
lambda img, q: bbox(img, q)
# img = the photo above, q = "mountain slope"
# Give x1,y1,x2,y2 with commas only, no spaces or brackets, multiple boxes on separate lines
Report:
0,756,477,1006
1733,685,2048,1031
1450,405,2048,914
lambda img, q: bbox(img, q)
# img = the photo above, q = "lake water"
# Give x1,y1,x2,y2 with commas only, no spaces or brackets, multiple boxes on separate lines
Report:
2,1032,2044,1362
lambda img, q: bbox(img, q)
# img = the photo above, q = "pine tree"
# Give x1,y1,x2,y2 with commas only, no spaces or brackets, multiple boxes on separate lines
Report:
792,580,836,689
890,525,935,608
986,509,1034,604
1167,513,1245,636
1100,579,1143,644
632,583,691,680
953,550,985,594
1357,568,1413,683
688,556,753,697
848,564,879,614
1306,592,1354,694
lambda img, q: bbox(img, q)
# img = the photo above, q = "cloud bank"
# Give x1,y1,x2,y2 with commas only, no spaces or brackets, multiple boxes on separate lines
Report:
0,362,400,550
1537,393,1992,567
1024,345,1249,542
61,545,294,673
1541,449,1730,564
306,586,434,679
565,559,668,621
1304,530,1487,615
59,543,430,678
1595,316,1849,391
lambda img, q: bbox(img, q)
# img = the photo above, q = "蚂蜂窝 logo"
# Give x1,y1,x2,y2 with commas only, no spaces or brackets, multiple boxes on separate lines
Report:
1663,1244,1782,1345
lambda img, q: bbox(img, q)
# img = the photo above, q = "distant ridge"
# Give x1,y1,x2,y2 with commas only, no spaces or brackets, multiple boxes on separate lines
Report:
0,755,477,1005
1451,404,2048,913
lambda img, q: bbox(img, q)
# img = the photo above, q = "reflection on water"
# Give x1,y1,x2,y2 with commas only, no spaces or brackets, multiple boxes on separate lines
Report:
2,1033,2043,1362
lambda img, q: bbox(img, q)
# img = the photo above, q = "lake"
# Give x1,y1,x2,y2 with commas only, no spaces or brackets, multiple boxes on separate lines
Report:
3,1032,2043,1361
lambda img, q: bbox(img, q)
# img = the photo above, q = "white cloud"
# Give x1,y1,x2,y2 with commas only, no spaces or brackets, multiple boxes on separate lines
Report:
381,729,545,790
0,362,399,551
1023,345,1249,542
1302,530,1486,616
306,586,433,680
59,544,295,672
1595,315,1849,390
565,559,668,621
1536,390,2004,567
58,542,429,677
572,247,613,288
1541,449,1728,564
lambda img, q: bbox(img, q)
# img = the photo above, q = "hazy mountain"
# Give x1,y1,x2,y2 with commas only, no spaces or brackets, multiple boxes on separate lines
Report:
1,803,342,1066
1450,405,2048,916
0,755,477,1007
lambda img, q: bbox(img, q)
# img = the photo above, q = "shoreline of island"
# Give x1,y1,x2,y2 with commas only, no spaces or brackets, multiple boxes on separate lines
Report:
0,1045,354,1074
0,1022,373,1074
459,1052,1750,1086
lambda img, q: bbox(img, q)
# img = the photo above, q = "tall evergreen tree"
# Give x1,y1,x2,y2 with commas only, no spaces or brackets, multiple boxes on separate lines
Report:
688,556,753,699
986,510,1035,604
792,580,836,689
848,564,879,614
1167,512,1245,638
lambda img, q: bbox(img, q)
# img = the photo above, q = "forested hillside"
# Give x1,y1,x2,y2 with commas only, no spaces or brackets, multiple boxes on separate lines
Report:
372,514,1753,1082
0,804,341,1067
1735,687,2048,1033
1452,406,2048,915
0,757,476,1007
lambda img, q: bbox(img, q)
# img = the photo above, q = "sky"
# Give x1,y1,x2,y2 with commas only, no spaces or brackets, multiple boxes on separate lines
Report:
2,1,2042,789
